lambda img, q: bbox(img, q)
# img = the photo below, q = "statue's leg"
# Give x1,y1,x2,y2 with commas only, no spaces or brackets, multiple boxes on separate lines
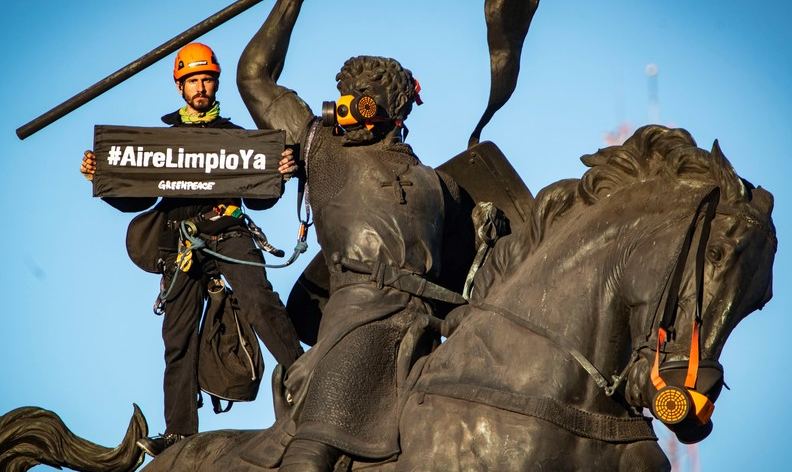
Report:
280,437,341,472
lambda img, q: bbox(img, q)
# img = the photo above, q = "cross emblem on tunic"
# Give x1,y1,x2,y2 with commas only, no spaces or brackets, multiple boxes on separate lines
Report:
380,175,413,204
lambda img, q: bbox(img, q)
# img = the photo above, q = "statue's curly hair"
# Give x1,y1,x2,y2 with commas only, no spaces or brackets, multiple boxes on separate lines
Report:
336,56,417,122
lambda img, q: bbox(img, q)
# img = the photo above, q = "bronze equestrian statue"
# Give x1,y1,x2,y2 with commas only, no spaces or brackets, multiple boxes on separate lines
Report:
3,123,769,472
141,125,774,472
0,1,777,471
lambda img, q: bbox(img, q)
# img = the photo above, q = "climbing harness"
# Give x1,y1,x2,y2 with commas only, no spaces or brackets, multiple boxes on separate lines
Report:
154,208,309,315
154,122,320,315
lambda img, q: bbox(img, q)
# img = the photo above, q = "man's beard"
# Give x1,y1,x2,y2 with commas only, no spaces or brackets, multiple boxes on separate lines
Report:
184,91,214,112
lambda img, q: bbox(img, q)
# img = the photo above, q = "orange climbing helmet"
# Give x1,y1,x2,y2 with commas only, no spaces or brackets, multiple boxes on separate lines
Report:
173,43,221,81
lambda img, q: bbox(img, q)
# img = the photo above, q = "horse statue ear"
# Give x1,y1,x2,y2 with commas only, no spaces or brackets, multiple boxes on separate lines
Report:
710,139,722,155
710,139,747,201
710,139,729,170
711,139,774,217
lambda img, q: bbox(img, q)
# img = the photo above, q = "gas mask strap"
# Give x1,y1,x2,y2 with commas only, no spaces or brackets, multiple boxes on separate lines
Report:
651,328,668,389
685,187,720,388
651,188,720,389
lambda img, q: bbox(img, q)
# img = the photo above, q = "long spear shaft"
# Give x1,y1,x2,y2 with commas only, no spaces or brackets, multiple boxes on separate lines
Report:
16,0,264,140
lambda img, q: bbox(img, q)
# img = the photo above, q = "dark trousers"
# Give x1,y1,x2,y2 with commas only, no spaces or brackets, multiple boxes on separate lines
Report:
161,234,303,435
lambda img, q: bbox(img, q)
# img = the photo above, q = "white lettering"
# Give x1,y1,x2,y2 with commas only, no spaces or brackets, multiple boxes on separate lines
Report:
205,153,219,171
205,152,218,173
107,145,268,172
152,150,165,167
157,180,216,191
253,153,267,170
165,150,178,168
240,149,254,169
185,152,203,169
151,151,164,167
226,153,239,170
120,146,137,166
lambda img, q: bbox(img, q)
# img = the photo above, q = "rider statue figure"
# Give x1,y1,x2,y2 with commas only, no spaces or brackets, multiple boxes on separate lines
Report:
237,1,470,470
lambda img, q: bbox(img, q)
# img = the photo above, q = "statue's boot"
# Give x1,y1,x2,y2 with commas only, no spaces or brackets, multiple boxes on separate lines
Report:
237,366,297,468
272,364,291,421
279,438,341,472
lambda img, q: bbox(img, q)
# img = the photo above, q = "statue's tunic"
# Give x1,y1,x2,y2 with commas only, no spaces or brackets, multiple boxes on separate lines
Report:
284,125,448,458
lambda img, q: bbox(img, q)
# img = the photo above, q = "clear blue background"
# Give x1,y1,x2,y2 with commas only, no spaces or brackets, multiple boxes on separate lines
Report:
1,1,789,470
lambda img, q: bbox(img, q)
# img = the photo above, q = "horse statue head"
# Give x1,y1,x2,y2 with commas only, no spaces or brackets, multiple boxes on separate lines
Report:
577,126,777,443
400,125,777,470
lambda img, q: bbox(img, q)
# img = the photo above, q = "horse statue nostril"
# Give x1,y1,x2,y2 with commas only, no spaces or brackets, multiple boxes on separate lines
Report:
669,418,715,445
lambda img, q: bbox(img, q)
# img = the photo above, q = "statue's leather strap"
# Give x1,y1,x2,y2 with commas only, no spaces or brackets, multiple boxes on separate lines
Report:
331,256,467,305
473,301,613,392
416,381,657,443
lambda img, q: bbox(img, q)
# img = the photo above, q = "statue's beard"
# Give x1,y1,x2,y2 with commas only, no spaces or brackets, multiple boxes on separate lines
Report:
341,121,402,146
342,125,377,146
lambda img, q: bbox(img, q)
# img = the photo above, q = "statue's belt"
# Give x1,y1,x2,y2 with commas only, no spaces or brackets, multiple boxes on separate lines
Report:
415,381,657,444
329,255,466,305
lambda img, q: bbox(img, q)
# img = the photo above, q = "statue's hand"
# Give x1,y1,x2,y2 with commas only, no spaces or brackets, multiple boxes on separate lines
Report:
442,305,471,338
80,150,96,181
278,147,298,180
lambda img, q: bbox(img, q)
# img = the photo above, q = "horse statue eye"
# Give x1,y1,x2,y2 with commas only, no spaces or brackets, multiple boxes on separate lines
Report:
707,246,725,264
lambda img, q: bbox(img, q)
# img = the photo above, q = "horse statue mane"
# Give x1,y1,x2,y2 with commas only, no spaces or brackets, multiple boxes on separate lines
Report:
513,124,771,262
477,125,775,297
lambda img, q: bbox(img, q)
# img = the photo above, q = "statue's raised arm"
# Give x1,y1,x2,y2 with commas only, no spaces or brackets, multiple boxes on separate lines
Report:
237,0,312,143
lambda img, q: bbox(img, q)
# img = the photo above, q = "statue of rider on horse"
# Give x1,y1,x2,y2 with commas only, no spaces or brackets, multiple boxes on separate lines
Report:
0,1,776,471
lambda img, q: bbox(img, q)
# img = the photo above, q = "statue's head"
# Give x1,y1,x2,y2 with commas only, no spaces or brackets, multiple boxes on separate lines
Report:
333,56,420,144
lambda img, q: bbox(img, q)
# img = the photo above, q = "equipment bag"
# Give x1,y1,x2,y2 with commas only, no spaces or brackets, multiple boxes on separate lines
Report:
198,278,265,413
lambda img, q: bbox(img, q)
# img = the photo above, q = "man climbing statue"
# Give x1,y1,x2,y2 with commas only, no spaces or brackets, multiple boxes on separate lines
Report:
80,42,304,457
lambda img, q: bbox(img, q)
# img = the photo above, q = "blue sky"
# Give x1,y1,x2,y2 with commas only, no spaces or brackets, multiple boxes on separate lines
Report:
1,1,789,470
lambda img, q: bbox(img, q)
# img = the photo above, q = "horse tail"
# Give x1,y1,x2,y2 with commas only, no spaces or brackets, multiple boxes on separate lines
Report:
0,404,147,472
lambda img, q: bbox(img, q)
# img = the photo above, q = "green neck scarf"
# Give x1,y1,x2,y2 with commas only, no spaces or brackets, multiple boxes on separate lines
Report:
179,101,220,124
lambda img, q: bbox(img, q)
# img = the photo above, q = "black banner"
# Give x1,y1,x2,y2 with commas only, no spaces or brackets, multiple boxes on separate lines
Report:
92,125,284,198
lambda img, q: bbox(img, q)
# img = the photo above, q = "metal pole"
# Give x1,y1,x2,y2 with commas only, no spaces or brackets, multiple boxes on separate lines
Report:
16,0,264,140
